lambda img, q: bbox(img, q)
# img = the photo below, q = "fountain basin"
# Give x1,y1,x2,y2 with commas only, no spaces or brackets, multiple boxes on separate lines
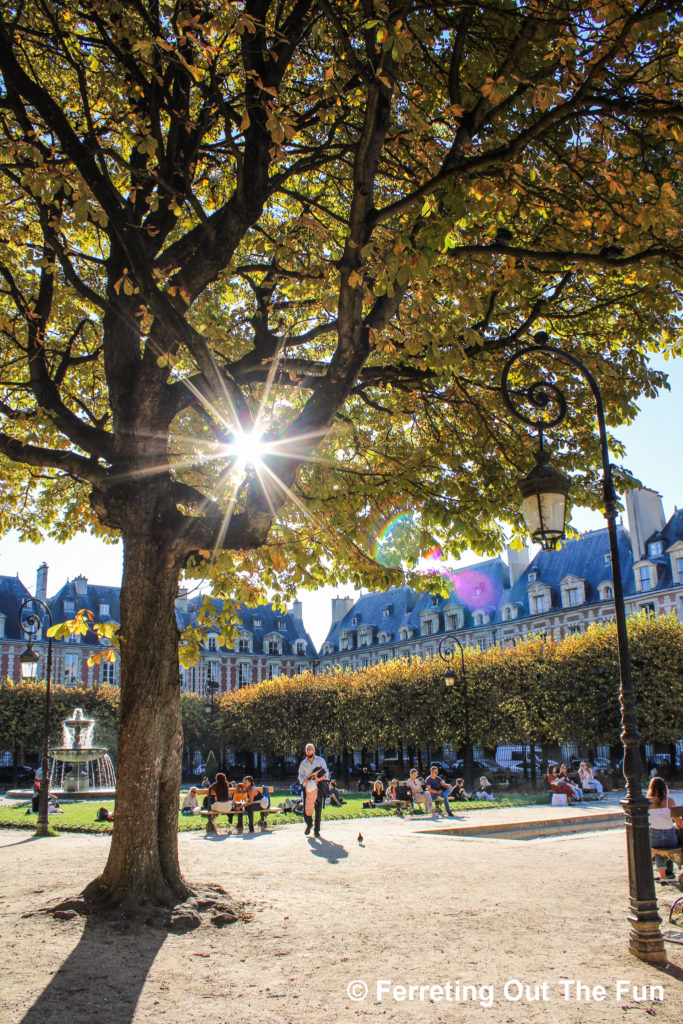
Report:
5,787,115,802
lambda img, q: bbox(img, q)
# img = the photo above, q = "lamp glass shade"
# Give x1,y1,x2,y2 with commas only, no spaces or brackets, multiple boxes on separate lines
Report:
444,667,457,687
519,450,570,550
19,644,40,679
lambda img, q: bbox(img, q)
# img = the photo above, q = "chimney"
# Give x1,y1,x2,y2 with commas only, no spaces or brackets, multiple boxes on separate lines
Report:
625,487,665,561
73,575,88,597
36,562,48,601
291,599,303,621
507,544,530,587
331,596,355,625
176,587,190,613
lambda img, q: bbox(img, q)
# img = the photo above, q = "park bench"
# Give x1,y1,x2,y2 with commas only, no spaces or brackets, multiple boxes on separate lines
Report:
195,786,278,832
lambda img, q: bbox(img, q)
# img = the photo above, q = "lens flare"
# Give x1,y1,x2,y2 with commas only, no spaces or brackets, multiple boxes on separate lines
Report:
423,549,503,612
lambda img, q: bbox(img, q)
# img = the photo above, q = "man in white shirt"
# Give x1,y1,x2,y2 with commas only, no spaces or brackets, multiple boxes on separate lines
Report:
298,743,329,837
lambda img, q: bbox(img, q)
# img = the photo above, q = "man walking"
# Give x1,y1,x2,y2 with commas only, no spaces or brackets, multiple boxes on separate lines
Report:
298,743,329,837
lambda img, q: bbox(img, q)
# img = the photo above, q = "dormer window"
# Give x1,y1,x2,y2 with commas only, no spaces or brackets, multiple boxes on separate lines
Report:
295,640,306,655
598,583,614,601
277,618,286,629
445,609,464,631
64,600,75,613
383,606,392,618
560,576,585,610
253,617,261,628
399,627,410,641
99,603,110,617
207,636,218,652
527,570,539,583
352,615,360,626
639,566,653,592
431,595,439,607
501,604,518,622
649,540,664,557
604,553,611,565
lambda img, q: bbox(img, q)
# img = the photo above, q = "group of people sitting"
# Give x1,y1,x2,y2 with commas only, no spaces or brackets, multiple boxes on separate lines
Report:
547,762,604,804
181,773,270,833
364,766,495,814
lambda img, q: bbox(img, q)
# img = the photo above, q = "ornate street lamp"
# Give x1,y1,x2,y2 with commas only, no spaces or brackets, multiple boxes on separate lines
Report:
438,634,473,791
501,333,666,964
19,597,54,838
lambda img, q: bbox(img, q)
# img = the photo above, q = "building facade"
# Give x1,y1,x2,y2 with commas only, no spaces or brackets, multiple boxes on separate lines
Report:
0,565,316,692
318,489,683,671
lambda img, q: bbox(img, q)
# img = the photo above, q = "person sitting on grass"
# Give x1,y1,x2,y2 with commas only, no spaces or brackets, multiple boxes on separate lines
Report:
474,776,495,801
181,786,200,815
451,778,471,801
384,779,401,805
328,779,345,806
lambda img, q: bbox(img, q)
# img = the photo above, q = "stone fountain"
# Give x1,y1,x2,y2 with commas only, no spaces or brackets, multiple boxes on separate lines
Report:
5,707,116,801
47,707,116,798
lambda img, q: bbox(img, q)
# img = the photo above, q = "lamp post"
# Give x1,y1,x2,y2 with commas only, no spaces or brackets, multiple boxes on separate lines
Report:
18,597,53,838
438,634,473,791
501,332,666,964
205,678,220,763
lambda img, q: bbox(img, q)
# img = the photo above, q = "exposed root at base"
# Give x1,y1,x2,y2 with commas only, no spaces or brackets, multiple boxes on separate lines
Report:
25,884,248,933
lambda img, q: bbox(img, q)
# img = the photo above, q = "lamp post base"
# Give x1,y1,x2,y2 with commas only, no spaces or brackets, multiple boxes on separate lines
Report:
622,795,667,965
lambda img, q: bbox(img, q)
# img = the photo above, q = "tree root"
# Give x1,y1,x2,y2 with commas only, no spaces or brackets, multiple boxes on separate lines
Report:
26,884,248,933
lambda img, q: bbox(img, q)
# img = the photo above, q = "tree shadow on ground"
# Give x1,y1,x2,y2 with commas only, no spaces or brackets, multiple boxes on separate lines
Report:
20,914,167,1024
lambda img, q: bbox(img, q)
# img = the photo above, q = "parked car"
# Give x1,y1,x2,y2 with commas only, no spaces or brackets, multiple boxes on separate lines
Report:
350,762,377,775
450,758,508,783
0,764,35,786
507,757,543,775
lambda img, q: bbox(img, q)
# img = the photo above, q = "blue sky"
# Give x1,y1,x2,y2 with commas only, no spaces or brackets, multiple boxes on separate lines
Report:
1,354,681,648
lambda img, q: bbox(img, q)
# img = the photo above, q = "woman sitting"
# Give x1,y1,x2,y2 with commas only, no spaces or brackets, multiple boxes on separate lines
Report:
384,779,401,805
451,778,471,801
181,786,200,815
370,778,385,806
474,776,494,801
327,780,345,806
648,776,683,882
227,777,258,833
548,765,575,804
579,761,604,799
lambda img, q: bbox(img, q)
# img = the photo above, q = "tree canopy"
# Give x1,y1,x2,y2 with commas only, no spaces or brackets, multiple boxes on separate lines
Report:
0,0,681,596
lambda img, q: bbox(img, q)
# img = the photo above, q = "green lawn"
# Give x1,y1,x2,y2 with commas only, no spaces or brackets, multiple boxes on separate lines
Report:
0,789,549,834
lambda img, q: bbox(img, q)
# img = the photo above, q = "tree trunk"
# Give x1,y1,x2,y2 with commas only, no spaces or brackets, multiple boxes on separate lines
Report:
85,527,188,911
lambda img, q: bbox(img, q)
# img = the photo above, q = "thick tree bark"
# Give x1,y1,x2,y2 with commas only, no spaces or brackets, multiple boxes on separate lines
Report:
84,519,188,911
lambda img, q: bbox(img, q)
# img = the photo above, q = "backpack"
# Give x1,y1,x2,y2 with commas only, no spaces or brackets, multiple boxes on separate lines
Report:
259,788,271,809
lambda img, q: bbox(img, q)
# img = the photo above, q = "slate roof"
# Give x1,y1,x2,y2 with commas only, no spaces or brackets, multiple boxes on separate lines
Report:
47,577,122,645
176,596,316,657
0,574,33,641
503,524,634,616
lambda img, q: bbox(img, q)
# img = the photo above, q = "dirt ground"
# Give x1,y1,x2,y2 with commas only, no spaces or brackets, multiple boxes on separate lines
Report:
1,798,682,1024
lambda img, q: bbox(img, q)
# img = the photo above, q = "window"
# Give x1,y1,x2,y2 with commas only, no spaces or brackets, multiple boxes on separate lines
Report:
352,615,359,626
445,611,463,631
295,640,306,655
568,624,582,635
431,595,439,606
238,637,251,653
277,619,286,629
64,652,80,684
601,585,613,601
676,556,683,584
207,636,218,652
640,601,655,615
340,635,350,651
253,617,261,628
639,566,652,592
266,662,279,680
474,613,484,626
380,653,388,663
527,570,538,583
533,595,547,614
182,665,197,692
265,638,280,655
99,603,110,617
383,606,392,618
566,588,579,606
422,619,433,636
0,614,5,638
476,637,487,651
604,553,611,565
359,657,369,669
64,600,75,613
101,659,116,684
649,540,664,557
238,662,251,686
206,660,219,683
399,628,409,641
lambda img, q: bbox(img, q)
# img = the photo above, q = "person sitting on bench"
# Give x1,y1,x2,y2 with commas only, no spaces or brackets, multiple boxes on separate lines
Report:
579,761,604,799
406,769,433,812
227,777,258,833
648,776,683,882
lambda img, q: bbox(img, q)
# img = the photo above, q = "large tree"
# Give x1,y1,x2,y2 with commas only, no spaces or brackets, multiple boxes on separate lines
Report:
0,1,681,913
